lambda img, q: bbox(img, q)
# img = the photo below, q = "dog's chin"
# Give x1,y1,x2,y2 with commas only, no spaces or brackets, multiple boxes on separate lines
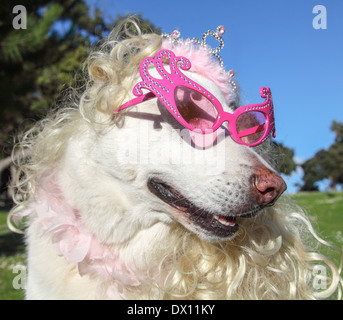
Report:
147,177,262,242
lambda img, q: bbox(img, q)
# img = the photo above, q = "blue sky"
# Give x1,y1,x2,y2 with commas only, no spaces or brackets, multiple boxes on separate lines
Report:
87,0,343,193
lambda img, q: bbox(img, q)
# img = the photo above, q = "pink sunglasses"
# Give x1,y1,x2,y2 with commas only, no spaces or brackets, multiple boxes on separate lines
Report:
116,49,275,147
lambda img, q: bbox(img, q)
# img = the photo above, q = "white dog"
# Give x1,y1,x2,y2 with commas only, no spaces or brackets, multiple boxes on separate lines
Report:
10,20,342,299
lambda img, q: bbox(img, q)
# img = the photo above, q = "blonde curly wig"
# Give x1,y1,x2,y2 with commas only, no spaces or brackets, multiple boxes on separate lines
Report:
9,18,343,300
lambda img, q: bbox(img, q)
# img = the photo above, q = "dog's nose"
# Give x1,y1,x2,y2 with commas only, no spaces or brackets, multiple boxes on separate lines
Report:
252,169,287,206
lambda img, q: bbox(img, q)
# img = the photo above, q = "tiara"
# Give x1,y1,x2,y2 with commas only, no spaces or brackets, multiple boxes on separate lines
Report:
161,26,237,92
162,26,225,66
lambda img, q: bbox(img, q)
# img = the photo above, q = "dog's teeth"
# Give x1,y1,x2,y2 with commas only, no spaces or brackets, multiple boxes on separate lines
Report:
214,215,236,227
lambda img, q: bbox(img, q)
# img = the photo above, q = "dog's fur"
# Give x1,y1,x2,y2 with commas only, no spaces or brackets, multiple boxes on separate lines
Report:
10,20,342,299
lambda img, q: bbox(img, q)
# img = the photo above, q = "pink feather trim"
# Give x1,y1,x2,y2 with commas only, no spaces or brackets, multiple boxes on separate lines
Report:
24,171,140,299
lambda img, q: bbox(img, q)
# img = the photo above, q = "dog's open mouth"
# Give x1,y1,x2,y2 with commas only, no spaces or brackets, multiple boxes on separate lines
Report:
148,177,261,240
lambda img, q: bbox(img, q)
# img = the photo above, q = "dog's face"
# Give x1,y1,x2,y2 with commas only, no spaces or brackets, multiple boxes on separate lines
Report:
73,69,286,244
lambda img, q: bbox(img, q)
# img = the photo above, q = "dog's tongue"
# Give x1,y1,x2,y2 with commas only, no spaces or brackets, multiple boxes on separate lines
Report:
190,130,220,148
214,215,237,227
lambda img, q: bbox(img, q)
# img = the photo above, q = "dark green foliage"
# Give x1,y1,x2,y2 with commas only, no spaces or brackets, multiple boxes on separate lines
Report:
272,141,297,175
0,1,160,158
301,121,343,191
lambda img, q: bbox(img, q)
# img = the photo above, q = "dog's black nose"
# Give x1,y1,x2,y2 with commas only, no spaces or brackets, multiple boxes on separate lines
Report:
252,169,287,206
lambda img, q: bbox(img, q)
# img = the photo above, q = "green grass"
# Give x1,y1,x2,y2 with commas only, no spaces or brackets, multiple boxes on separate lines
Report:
0,254,26,300
0,210,26,300
0,211,7,226
0,192,342,300
291,192,343,249
290,192,343,273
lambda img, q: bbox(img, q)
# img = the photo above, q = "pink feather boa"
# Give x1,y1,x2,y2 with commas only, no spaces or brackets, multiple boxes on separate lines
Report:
22,172,140,299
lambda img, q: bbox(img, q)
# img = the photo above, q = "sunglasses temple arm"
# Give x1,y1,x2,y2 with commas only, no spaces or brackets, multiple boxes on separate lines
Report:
116,92,156,112
238,123,265,138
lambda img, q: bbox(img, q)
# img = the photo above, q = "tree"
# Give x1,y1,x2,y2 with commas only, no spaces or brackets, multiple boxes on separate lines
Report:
325,121,343,190
0,2,160,200
300,149,326,191
0,2,160,158
272,141,297,175
301,121,343,191
0,0,108,156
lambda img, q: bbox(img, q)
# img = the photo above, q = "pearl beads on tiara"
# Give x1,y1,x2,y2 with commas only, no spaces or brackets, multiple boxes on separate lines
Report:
161,26,238,92
162,25,225,66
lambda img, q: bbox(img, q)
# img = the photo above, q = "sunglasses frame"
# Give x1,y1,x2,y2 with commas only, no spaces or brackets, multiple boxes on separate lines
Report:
116,49,275,147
